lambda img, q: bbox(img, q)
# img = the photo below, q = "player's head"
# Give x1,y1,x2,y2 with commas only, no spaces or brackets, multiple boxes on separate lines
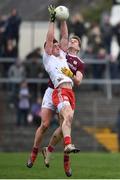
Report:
44,39,60,56
52,39,60,56
68,35,81,53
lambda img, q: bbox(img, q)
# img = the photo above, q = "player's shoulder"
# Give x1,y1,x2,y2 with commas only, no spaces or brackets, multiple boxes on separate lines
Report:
67,54,84,64
77,56,85,64
60,49,67,57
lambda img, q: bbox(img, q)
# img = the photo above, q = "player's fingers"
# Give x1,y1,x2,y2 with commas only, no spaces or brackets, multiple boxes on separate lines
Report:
53,5,55,10
61,69,65,74
61,67,64,71
51,5,54,11
64,67,68,71
48,5,52,12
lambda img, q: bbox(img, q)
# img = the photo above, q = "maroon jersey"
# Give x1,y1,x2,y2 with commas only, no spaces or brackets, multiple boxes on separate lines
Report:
48,54,84,88
66,54,84,75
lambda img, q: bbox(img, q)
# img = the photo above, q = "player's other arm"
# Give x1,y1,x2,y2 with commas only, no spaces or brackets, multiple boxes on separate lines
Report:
73,71,83,86
73,61,84,86
45,5,56,55
45,22,54,55
73,60,85,86
61,67,83,85
60,20,68,52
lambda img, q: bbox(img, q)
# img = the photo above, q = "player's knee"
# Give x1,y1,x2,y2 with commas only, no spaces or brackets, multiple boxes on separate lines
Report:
66,113,73,123
63,113,73,128
41,121,50,132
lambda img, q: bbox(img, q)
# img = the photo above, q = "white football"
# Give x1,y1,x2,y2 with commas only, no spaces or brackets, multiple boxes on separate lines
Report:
55,6,69,20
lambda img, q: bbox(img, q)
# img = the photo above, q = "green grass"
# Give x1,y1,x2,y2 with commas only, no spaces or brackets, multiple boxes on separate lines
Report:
0,152,120,179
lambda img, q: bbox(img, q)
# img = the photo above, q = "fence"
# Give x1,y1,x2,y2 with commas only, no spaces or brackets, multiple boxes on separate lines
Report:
0,57,120,99
0,57,120,152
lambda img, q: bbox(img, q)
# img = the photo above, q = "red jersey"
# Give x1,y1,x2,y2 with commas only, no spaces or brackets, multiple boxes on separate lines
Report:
48,54,84,88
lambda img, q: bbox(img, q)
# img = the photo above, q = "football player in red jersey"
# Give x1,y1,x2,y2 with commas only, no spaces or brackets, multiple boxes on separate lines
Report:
27,5,84,177
27,36,84,177
42,36,84,177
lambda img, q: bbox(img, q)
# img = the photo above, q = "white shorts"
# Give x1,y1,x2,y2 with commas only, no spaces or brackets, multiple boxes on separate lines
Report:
41,87,56,111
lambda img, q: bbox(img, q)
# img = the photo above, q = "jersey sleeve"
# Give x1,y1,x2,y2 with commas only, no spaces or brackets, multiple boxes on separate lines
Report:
77,59,85,75
43,51,50,66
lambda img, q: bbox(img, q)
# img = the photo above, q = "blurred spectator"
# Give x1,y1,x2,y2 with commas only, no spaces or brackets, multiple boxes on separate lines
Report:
3,39,17,58
40,69,49,98
113,22,120,47
116,109,120,152
24,57,44,99
92,44,106,90
8,60,26,106
25,58,43,78
16,80,30,126
5,8,21,55
26,47,42,59
110,0,120,26
100,15,113,54
8,59,26,80
0,15,8,76
29,96,42,126
86,22,102,58
86,23,107,89
114,22,120,70
109,57,119,79
70,13,86,40
2,39,17,77
110,20,120,79
0,15,8,56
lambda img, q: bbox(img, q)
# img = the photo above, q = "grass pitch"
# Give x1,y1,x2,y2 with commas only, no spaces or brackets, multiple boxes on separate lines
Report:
0,152,120,179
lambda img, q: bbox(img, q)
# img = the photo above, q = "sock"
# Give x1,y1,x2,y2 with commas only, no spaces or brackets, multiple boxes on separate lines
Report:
48,145,54,152
64,136,71,146
64,154,69,162
64,154,70,172
31,147,38,162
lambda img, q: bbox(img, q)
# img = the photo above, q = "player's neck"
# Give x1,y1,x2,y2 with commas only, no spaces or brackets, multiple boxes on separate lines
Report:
68,48,77,56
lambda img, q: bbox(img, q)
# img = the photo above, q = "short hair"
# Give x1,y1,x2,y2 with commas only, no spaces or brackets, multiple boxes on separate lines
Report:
70,35,81,48
44,38,58,48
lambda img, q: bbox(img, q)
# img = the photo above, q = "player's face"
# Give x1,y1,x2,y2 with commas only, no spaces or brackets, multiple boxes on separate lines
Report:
68,38,80,51
52,43,60,56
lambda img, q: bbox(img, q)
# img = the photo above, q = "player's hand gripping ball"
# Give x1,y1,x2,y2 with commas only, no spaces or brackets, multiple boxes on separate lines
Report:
48,5,56,22
55,6,69,20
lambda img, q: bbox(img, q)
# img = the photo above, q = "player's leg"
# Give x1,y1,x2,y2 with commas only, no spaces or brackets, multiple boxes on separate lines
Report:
27,108,54,168
52,88,80,153
42,126,63,167
27,87,55,168
59,104,80,154
64,153,72,177
60,105,74,152
42,117,72,176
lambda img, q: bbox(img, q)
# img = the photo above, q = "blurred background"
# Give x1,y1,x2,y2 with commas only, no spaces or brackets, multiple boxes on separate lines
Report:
0,0,120,153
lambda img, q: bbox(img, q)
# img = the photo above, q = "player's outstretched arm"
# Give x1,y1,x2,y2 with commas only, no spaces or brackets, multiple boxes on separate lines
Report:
60,20,68,52
45,5,56,55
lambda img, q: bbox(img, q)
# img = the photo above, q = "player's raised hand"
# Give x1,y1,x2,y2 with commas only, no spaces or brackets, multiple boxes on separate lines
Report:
48,5,56,22
61,67,73,78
